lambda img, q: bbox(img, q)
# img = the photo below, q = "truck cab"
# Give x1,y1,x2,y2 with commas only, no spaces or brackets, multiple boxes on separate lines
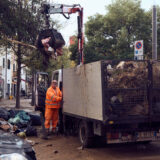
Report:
33,70,62,113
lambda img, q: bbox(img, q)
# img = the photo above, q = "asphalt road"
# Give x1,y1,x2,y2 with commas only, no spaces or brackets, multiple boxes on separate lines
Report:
30,135,160,160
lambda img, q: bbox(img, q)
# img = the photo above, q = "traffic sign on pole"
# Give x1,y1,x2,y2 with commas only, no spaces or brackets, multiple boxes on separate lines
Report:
134,40,143,60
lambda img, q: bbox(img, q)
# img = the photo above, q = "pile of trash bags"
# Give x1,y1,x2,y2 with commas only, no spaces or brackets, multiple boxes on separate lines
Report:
0,108,41,137
8,110,31,128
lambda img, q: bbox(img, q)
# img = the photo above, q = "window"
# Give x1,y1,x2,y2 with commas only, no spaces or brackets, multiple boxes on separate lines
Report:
7,84,10,96
8,59,10,69
13,64,15,71
38,74,49,88
52,72,59,81
3,58,5,68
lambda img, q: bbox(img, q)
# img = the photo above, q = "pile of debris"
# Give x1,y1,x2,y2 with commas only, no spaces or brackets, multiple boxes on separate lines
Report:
107,61,148,89
106,61,150,116
0,108,41,137
152,62,160,87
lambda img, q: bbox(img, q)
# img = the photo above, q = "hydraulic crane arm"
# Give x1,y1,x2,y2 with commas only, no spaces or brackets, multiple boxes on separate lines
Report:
41,3,81,15
41,2,84,64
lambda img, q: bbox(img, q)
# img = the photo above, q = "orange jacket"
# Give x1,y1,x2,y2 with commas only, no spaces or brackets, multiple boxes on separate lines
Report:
45,86,62,109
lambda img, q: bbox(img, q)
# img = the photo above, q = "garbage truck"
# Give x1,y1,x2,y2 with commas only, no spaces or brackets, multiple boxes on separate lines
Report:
34,60,160,147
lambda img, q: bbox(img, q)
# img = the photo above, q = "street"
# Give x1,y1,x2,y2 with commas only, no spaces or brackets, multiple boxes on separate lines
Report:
30,136,160,160
1,0,160,159
1,98,160,160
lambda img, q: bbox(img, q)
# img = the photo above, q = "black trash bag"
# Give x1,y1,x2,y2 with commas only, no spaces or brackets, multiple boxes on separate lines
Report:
29,113,41,126
25,125,37,137
110,96,124,115
8,109,23,118
36,29,65,51
36,29,65,67
0,108,10,120
8,111,31,128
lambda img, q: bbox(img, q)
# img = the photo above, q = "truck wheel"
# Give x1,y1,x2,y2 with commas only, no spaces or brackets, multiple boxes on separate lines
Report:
79,121,94,148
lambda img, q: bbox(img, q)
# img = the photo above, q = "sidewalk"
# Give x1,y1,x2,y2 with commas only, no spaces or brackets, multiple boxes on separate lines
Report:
0,98,36,113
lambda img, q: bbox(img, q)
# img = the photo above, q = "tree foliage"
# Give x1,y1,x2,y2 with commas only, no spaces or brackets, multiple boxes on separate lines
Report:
70,0,160,64
0,0,16,38
85,0,151,61
0,0,48,108
47,47,75,76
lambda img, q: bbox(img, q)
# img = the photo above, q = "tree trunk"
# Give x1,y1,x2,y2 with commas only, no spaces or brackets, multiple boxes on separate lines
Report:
31,72,35,106
15,44,22,108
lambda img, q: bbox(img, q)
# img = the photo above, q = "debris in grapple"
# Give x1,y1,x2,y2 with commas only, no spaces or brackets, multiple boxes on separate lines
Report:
36,29,65,58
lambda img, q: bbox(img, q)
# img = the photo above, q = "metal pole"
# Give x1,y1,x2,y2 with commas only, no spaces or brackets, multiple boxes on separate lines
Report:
152,5,157,60
4,47,7,99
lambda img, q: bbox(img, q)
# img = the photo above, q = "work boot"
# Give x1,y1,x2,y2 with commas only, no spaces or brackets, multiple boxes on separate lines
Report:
47,128,55,136
41,134,48,140
46,128,50,136
51,127,58,135
41,128,49,140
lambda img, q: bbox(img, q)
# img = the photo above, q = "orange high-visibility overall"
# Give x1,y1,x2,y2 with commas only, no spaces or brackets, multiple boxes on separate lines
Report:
45,86,62,130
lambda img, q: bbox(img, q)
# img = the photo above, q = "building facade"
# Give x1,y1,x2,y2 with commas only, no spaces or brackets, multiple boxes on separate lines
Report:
0,48,12,98
0,47,28,98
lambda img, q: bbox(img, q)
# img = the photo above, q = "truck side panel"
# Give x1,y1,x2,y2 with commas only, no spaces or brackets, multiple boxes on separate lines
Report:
63,61,103,121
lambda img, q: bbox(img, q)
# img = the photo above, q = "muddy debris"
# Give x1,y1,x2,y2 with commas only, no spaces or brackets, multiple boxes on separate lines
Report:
105,61,153,116
54,150,58,154
46,144,53,147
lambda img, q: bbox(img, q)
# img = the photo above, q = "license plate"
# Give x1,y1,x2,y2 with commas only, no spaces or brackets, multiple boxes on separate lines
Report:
138,131,154,138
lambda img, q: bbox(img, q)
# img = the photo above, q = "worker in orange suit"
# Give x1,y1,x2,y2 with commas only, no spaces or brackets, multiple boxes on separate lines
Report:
45,80,62,135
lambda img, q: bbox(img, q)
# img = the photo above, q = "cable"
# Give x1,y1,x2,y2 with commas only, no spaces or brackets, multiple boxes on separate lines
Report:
62,13,70,19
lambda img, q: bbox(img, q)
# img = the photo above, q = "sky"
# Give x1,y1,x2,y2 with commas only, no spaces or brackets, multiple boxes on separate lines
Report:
48,0,159,45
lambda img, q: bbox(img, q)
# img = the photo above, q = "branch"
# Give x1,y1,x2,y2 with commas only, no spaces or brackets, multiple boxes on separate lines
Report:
3,37,37,49
6,40,18,55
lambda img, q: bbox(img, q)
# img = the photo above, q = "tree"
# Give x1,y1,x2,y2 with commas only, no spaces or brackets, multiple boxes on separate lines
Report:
0,0,73,108
0,0,16,38
12,0,43,108
69,39,79,64
0,0,47,108
85,0,152,61
70,0,158,64
47,47,75,77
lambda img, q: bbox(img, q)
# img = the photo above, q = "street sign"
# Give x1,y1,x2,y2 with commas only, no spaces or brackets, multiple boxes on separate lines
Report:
136,41,142,50
134,40,143,60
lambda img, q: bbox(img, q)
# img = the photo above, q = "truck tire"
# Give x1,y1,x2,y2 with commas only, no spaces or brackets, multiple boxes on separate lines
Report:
78,120,94,148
